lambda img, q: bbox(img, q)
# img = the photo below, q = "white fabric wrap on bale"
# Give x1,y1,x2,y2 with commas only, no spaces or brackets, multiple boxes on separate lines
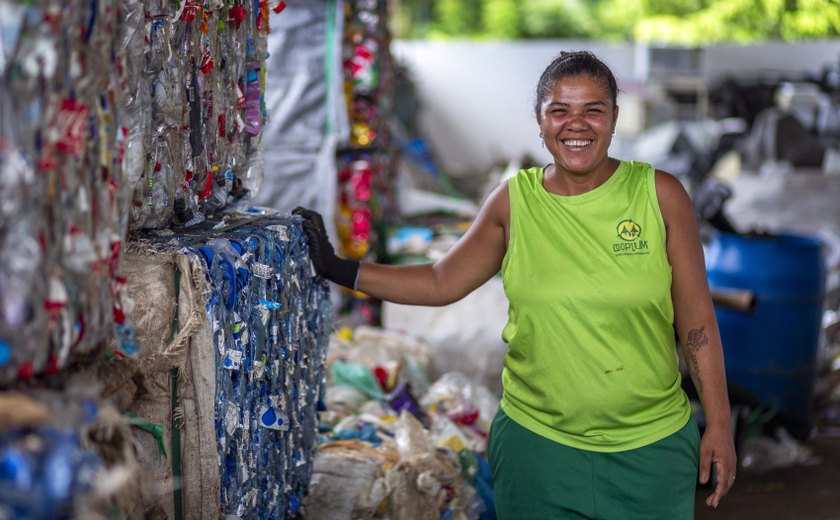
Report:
122,248,221,520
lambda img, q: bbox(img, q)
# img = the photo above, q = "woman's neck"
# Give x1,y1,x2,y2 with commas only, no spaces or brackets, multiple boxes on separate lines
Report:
543,158,619,196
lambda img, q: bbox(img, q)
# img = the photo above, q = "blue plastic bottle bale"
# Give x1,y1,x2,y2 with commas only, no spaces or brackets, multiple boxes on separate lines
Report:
705,231,826,429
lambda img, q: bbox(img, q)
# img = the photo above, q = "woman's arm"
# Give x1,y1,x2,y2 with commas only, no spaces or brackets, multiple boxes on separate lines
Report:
357,182,509,306
656,170,737,508
297,181,509,307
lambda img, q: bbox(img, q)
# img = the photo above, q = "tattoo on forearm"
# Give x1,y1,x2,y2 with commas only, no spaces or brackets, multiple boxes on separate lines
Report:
687,327,709,351
685,326,709,395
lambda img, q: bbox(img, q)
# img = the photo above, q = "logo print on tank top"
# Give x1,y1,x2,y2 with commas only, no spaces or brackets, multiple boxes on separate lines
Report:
613,219,650,256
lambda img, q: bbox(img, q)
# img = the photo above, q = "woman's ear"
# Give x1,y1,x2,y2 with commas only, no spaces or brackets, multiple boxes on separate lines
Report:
612,104,620,133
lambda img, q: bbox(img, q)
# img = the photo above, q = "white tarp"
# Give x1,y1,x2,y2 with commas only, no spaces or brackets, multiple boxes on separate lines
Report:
253,1,348,240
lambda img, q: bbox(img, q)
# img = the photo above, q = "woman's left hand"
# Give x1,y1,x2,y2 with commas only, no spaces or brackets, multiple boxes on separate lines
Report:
698,424,738,508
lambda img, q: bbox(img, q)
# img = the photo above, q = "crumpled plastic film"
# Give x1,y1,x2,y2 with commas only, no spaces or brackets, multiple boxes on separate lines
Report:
125,0,274,231
133,210,331,519
308,323,502,520
304,440,392,520
0,0,132,384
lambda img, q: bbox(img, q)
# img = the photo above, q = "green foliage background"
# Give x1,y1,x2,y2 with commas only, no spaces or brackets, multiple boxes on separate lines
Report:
391,0,840,43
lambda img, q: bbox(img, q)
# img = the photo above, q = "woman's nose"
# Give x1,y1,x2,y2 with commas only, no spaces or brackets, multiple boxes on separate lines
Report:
565,113,587,129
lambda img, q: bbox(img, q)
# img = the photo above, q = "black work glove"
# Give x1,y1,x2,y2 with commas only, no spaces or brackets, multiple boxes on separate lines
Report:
293,207,360,289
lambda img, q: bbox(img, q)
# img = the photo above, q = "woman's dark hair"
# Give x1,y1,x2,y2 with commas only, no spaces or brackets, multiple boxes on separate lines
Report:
533,51,619,118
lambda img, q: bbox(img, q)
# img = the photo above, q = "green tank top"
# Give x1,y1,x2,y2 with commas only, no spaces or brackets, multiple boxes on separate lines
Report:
500,160,690,452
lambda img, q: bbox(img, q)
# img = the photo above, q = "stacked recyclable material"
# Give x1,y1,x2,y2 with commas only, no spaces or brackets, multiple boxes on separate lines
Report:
0,0,279,380
336,0,399,323
121,0,278,230
338,0,398,259
0,0,133,384
124,211,331,520
305,326,497,519
3,1,330,518
0,388,140,518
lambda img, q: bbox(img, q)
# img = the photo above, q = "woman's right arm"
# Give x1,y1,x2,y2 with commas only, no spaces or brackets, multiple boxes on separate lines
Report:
297,181,510,307
357,182,509,306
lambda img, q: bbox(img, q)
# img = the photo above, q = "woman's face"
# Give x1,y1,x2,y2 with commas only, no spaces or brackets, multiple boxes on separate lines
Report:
538,74,618,176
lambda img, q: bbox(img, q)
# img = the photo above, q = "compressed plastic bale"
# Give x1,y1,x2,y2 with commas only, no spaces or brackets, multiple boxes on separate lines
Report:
123,0,272,232
203,217,331,518
0,0,132,385
123,213,331,520
0,0,279,384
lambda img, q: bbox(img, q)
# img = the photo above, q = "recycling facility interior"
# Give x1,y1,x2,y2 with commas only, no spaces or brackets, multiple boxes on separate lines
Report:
1,1,840,519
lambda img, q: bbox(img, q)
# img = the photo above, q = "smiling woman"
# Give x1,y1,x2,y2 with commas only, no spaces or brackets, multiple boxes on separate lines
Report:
535,52,620,194
292,50,737,520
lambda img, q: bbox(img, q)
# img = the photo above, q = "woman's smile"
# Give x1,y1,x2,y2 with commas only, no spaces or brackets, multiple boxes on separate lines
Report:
561,139,593,149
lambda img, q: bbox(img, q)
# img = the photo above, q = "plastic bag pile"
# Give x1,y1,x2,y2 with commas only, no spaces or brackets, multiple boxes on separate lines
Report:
305,326,498,520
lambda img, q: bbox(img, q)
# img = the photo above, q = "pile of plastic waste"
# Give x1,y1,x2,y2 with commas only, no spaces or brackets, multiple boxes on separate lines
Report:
304,326,498,520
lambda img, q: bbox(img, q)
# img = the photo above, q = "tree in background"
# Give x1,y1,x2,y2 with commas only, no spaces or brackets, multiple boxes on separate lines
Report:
390,0,840,43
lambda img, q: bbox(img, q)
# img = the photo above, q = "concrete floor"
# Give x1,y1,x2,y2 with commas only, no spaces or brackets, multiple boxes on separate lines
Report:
695,429,840,519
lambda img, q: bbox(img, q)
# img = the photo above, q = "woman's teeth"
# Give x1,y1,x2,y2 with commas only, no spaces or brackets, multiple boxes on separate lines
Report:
563,140,592,148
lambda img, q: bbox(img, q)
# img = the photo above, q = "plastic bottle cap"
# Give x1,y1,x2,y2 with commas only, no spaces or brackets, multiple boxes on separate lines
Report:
198,246,214,265
219,259,236,309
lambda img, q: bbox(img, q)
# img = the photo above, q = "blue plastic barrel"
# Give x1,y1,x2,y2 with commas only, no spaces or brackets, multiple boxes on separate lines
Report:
706,231,825,429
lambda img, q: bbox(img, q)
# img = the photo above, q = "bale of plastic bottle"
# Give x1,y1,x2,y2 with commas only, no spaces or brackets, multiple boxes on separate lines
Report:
0,0,133,386
120,212,331,520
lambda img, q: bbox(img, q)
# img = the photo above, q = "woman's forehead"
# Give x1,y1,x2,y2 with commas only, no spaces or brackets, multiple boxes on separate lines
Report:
551,73,606,89
545,76,612,99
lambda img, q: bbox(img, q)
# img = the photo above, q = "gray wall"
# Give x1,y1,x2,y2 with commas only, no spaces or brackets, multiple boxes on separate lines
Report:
392,40,840,179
